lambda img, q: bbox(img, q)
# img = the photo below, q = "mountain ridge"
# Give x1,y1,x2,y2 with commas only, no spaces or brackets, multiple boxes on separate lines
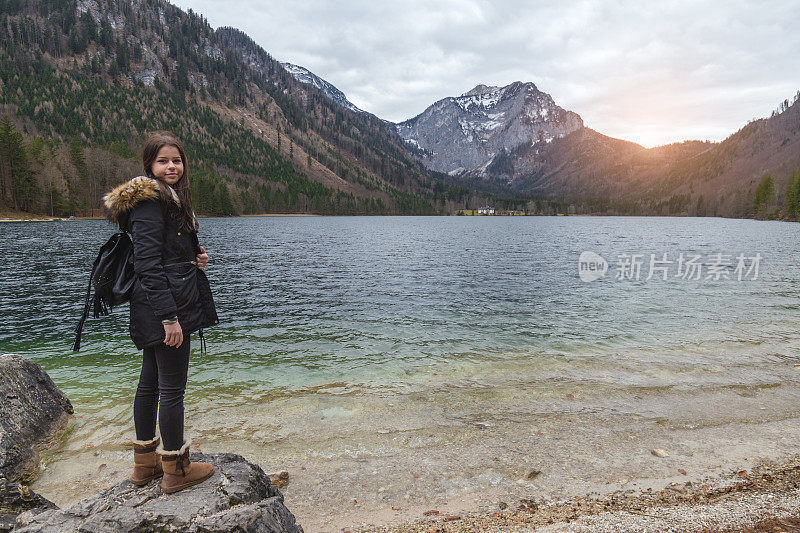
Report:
282,62,800,217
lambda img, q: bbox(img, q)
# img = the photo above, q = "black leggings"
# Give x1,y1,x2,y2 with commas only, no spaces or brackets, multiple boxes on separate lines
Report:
133,335,190,451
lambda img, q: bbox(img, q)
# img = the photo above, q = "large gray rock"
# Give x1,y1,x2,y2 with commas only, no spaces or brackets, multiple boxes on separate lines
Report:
0,477,55,533
13,453,304,532
0,355,73,483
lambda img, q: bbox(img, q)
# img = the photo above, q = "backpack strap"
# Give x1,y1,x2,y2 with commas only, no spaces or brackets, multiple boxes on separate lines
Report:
72,250,103,352
192,232,209,356
198,328,207,355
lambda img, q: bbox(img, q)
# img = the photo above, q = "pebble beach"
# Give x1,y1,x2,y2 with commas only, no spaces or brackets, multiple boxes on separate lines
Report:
350,455,800,533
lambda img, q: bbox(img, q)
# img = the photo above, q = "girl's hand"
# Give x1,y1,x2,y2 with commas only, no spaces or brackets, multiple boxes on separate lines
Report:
196,246,208,270
164,321,183,347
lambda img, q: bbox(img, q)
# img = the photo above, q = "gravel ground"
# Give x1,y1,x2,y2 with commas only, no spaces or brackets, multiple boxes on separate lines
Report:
350,455,800,533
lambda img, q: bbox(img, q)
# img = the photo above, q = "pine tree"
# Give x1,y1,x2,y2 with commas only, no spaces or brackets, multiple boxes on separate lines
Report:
0,116,39,211
784,169,800,219
69,136,95,215
753,174,775,216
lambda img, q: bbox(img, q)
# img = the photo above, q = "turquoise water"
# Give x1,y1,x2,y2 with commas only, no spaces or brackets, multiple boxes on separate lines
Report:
3,216,799,399
4,216,800,528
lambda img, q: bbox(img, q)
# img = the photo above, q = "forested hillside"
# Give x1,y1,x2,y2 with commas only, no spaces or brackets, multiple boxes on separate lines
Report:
0,0,508,217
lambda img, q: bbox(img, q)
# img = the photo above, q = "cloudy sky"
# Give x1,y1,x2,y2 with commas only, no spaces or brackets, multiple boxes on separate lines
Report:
171,0,800,148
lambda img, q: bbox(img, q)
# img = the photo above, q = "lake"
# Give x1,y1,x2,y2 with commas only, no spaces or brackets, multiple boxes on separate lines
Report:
3,216,800,531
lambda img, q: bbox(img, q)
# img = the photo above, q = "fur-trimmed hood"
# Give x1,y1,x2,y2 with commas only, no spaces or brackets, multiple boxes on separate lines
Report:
103,176,180,223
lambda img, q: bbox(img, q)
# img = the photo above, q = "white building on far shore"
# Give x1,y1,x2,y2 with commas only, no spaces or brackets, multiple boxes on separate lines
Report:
477,206,495,215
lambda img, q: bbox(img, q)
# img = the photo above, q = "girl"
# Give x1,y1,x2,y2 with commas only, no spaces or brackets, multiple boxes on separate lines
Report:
102,131,219,493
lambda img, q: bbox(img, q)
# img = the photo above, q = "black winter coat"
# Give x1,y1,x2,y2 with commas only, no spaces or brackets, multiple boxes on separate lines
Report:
103,177,218,349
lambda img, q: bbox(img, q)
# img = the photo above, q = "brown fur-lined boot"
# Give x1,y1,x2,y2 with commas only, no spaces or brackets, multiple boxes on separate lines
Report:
157,439,215,494
130,436,163,486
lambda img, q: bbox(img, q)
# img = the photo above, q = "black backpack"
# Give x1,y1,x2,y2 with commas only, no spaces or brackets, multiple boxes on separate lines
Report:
73,232,136,351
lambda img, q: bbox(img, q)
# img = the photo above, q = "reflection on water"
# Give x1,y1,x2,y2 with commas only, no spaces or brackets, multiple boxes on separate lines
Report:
2,216,800,528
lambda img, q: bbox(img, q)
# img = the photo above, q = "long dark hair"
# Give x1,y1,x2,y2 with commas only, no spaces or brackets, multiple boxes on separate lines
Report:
142,131,197,232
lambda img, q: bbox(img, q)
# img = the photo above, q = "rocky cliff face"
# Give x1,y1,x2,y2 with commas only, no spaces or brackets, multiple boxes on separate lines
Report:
395,81,583,178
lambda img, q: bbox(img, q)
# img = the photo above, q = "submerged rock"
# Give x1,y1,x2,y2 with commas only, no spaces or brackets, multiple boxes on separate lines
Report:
13,452,303,532
0,354,74,483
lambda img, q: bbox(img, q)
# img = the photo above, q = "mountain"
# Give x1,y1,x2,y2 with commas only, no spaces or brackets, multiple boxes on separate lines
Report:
396,82,583,177
280,62,364,114
0,0,489,217
508,128,710,207
393,77,800,217
508,94,800,217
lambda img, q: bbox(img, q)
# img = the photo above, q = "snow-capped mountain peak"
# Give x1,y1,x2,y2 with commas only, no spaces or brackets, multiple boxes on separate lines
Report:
395,81,583,178
280,62,364,114
462,84,501,96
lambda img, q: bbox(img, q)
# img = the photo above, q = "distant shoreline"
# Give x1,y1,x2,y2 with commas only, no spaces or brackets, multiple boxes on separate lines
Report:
0,212,788,222
240,213,320,217
0,215,99,222
0,213,320,222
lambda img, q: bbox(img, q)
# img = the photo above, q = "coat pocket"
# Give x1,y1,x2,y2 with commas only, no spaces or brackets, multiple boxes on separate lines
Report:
166,266,200,314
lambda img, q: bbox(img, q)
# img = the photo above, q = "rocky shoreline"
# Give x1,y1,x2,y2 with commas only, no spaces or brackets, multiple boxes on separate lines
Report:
0,354,303,532
13,452,303,532
348,455,800,533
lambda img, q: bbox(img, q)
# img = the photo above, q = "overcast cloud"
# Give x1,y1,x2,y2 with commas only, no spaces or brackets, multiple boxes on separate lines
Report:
170,0,800,147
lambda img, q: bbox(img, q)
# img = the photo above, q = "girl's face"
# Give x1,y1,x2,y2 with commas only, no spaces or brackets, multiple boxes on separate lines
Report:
150,145,184,186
